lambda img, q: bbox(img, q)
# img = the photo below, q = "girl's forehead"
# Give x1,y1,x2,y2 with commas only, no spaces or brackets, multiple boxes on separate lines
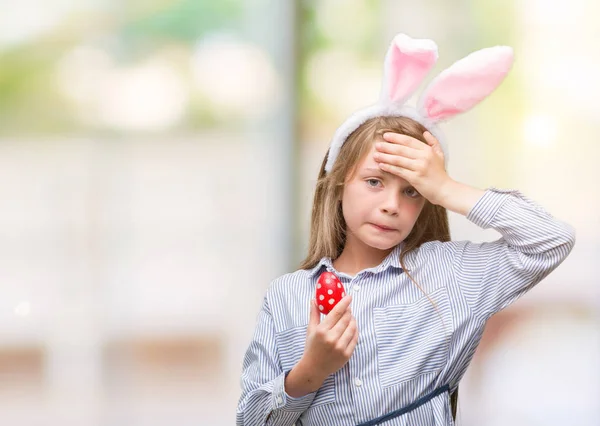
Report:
357,143,382,169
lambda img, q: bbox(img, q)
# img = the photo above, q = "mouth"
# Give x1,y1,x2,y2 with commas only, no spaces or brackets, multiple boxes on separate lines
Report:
370,223,396,232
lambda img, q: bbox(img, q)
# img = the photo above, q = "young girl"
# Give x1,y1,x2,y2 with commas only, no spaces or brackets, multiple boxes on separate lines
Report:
236,34,576,425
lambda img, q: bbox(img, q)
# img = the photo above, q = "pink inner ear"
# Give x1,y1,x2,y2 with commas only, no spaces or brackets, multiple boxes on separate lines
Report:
420,46,513,122
387,39,437,103
423,72,508,121
425,101,462,119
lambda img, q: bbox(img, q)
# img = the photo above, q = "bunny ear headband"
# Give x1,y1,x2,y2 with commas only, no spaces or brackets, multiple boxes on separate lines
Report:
324,33,514,173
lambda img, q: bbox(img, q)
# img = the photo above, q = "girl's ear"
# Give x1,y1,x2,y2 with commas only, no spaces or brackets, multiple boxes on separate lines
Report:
379,33,438,106
417,46,514,122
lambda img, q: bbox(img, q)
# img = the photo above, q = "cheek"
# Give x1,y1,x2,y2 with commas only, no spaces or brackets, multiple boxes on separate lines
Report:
405,202,425,222
341,185,368,223
341,196,360,224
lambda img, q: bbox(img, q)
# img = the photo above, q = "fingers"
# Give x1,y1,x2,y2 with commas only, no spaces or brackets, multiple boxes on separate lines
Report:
424,131,446,161
382,132,426,150
374,152,418,171
378,162,415,180
308,299,321,331
337,316,357,349
343,321,359,357
423,131,439,147
375,141,420,159
330,307,352,338
321,294,352,330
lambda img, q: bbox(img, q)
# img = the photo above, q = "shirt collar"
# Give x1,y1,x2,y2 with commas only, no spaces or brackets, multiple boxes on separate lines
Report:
308,242,403,278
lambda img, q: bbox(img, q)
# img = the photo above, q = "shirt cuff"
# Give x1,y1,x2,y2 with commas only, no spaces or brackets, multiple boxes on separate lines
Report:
271,370,317,412
466,187,517,229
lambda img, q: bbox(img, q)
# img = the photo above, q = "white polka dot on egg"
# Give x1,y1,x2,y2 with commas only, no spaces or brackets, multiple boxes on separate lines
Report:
328,290,333,295
329,298,335,305
317,284,321,289
319,295,324,300
319,305,324,311
337,283,341,288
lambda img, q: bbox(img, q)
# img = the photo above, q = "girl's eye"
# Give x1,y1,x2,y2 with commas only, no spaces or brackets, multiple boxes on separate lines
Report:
405,187,421,198
366,179,381,188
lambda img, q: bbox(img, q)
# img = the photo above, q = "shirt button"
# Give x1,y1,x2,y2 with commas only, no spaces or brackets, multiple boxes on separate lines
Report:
354,378,363,387
354,285,361,292
277,396,283,404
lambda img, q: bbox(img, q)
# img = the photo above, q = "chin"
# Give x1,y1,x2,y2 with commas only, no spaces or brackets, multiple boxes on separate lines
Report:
360,234,401,251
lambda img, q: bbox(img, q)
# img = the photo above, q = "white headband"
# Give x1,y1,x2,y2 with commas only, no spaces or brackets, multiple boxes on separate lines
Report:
324,33,514,173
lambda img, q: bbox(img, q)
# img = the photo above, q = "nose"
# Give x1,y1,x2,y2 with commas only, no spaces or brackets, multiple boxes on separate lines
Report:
380,188,401,216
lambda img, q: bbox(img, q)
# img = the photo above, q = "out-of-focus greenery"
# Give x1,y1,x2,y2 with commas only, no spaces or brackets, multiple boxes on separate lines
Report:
0,0,241,136
296,0,380,130
118,0,241,58
469,0,523,186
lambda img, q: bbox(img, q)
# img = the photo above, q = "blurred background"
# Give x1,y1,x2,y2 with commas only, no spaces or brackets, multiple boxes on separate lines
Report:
0,0,598,425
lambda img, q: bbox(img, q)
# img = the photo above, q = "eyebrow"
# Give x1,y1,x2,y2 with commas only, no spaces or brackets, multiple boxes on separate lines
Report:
361,167,412,186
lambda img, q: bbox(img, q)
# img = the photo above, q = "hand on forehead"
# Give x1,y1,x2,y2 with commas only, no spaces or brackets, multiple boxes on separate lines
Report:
354,144,412,186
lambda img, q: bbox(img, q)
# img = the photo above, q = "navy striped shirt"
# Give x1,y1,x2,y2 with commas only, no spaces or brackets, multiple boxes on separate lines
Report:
237,188,576,425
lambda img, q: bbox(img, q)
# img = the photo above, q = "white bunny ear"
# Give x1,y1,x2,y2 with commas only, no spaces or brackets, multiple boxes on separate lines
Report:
379,33,438,105
417,46,514,122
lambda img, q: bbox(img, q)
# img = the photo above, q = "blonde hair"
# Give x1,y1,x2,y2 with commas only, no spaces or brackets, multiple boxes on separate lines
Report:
300,115,458,418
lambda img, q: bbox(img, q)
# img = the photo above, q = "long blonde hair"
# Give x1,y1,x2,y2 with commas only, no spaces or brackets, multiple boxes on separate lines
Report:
300,115,458,418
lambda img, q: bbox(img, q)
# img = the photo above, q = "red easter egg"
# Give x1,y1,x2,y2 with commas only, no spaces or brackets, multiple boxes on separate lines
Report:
315,271,345,314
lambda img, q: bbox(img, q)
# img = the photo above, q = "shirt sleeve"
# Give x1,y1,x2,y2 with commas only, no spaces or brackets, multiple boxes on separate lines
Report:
236,295,317,425
451,188,576,321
